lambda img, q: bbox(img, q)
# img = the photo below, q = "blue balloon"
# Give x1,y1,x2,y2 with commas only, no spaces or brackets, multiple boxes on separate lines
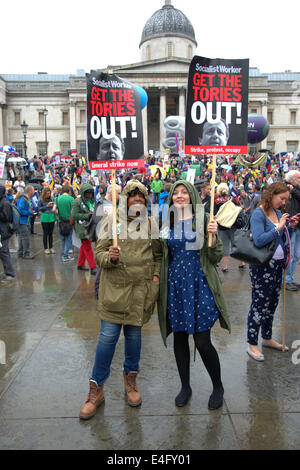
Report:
135,85,148,110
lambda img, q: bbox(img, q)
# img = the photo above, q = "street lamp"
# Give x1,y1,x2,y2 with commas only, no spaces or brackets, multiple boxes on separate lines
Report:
43,107,48,156
20,120,28,159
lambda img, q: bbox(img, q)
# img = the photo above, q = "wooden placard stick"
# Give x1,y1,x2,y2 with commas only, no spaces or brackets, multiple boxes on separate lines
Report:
208,154,217,247
282,268,287,352
111,169,118,247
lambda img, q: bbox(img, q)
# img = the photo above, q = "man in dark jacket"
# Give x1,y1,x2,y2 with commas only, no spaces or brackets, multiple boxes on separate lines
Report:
285,170,300,290
0,186,16,282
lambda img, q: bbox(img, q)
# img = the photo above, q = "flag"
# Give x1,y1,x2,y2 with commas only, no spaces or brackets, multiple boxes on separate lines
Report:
48,171,54,189
73,174,81,192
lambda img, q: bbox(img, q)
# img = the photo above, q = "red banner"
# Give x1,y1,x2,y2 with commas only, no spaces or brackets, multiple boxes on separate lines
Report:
185,145,248,155
89,159,145,170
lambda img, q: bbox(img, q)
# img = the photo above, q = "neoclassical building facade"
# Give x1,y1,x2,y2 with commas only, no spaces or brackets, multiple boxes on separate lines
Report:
1,0,300,157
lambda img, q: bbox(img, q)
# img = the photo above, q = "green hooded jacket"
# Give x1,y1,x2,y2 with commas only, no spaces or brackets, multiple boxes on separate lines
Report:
95,181,163,327
157,180,231,347
71,183,95,239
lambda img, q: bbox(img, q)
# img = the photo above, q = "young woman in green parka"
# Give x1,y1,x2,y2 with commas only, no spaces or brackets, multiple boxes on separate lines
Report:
157,180,231,410
79,181,162,420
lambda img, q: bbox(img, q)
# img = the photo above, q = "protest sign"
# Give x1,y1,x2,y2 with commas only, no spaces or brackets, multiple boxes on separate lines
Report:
185,56,249,155
86,70,144,171
186,168,196,184
0,152,6,178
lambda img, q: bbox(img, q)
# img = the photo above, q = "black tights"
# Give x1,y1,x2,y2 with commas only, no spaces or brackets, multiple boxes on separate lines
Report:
173,330,222,391
41,222,55,249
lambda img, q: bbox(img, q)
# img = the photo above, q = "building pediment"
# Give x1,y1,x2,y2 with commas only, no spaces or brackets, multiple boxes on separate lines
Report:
104,57,191,75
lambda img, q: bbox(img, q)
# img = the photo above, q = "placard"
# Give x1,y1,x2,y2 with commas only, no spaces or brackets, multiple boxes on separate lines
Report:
185,56,249,155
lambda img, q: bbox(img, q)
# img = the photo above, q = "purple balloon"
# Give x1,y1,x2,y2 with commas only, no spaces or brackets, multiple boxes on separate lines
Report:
248,114,270,144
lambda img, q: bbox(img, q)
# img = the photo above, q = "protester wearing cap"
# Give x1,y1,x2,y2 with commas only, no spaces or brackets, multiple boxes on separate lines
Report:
79,181,162,420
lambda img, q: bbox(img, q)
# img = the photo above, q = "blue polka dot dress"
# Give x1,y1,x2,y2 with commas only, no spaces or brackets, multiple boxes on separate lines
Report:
167,218,220,334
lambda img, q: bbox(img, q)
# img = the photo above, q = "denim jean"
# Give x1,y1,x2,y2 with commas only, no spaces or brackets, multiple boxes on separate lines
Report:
17,224,30,256
152,193,160,205
91,320,142,386
286,228,300,284
59,229,73,259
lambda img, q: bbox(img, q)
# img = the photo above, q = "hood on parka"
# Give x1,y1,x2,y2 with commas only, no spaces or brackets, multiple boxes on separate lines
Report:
122,181,149,207
167,180,203,211
80,183,94,201
165,180,205,249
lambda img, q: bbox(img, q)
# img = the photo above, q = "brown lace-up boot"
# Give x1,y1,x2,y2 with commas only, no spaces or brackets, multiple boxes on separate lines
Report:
79,380,105,420
123,371,142,407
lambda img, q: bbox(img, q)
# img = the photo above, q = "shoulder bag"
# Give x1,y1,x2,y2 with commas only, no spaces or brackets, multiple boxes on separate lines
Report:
230,217,277,266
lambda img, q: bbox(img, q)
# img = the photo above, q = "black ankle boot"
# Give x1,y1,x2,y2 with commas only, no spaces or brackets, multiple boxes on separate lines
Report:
208,386,224,410
175,386,192,407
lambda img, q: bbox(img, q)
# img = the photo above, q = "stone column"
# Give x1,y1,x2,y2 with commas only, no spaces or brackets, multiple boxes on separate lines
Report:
0,105,4,148
261,99,268,149
142,105,148,156
159,87,167,154
179,87,186,117
69,100,77,150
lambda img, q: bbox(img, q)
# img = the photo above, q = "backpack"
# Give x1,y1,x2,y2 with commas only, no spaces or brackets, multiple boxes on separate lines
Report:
9,203,21,233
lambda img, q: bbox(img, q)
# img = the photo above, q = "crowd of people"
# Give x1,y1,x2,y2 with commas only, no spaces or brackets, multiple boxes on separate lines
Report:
0,149,300,420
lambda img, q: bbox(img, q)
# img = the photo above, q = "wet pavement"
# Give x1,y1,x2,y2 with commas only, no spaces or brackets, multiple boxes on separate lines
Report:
0,227,300,450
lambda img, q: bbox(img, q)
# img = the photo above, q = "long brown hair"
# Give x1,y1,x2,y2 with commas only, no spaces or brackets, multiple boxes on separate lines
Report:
260,182,289,211
41,187,52,203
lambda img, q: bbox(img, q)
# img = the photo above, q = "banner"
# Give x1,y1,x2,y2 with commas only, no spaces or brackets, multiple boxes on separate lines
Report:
0,152,6,178
86,71,144,170
233,153,268,168
185,56,249,155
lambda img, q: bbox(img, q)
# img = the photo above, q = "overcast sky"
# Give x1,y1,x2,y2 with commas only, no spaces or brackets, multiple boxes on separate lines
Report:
3,0,300,75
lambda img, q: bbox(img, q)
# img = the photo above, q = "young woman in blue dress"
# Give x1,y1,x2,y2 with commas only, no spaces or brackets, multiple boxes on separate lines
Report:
158,181,230,410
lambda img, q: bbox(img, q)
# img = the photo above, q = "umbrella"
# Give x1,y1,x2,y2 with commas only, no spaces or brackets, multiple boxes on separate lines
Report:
220,164,232,170
149,165,167,179
7,157,26,163
0,145,15,152
30,176,45,183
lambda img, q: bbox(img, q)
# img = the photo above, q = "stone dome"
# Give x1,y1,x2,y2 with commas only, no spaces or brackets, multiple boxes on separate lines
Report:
140,1,197,47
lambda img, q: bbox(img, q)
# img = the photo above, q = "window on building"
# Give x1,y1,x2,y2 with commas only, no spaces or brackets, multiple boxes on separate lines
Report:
61,142,70,155
13,143,23,157
187,45,193,59
79,109,86,123
287,141,298,152
39,112,44,126
249,144,257,155
250,108,257,114
267,141,275,152
62,111,69,126
37,143,47,156
78,141,87,156
267,111,273,125
290,110,297,125
14,112,21,125
167,42,174,57
146,45,151,61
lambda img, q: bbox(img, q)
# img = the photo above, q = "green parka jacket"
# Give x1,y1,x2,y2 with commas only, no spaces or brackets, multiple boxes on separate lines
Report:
157,180,231,347
95,181,162,327
71,183,94,240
